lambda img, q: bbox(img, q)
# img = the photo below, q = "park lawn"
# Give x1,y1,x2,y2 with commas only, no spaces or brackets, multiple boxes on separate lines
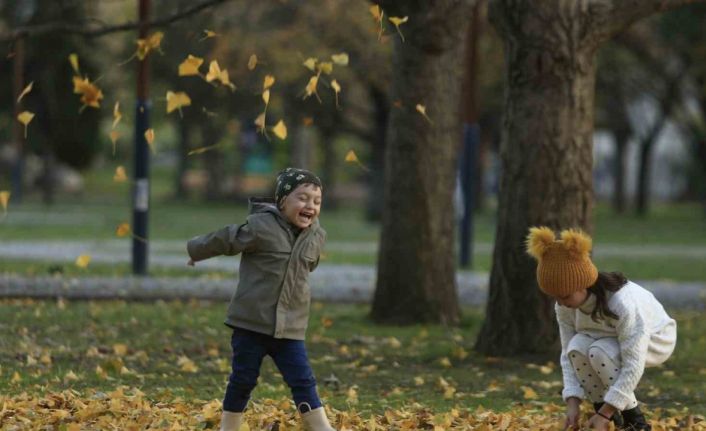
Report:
0,300,704,428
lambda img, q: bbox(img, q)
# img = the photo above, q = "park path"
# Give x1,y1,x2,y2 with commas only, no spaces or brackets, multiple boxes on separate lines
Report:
1,239,705,309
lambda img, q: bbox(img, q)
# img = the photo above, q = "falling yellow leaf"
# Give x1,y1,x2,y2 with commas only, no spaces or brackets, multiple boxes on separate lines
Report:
303,75,320,101
416,104,433,124
370,4,384,39
17,111,34,138
389,16,409,42
263,74,275,90
68,53,80,74
302,117,314,126
345,150,359,163
199,29,218,41
144,128,155,153
247,54,258,70
112,102,122,129
272,120,287,140
0,191,10,220
317,61,333,75
178,55,204,76
110,130,121,156
303,57,318,71
254,112,266,133
75,254,91,269
188,143,223,156
331,53,349,66
331,79,342,108
116,223,131,237
262,90,270,106
113,166,128,183
206,60,236,91
72,76,103,109
166,91,192,115
136,31,164,60
17,81,33,103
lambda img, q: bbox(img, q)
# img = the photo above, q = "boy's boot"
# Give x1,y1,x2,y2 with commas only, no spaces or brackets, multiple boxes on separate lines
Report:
301,407,336,431
621,406,651,430
220,411,244,431
593,402,624,427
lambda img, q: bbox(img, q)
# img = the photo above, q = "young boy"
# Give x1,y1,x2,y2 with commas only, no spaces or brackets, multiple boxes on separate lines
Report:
186,168,335,431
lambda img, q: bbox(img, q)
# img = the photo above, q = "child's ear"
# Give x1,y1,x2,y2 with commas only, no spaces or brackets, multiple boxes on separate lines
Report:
526,226,555,260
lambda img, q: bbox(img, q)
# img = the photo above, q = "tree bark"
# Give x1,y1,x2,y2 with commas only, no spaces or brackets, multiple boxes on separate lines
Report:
371,0,473,325
365,86,389,222
475,0,702,356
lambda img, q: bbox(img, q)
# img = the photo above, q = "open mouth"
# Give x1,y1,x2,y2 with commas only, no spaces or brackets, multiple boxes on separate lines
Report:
299,211,314,223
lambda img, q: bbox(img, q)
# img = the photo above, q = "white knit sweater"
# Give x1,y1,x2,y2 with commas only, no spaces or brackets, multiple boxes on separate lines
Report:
556,281,677,410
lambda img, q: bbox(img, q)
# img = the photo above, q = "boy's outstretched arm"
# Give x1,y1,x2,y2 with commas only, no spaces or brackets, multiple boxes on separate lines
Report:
186,223,257,264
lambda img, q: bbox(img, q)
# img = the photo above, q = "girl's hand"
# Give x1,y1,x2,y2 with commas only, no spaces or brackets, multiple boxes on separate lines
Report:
187,259,195,267
564,398,581,430
585,413,610,430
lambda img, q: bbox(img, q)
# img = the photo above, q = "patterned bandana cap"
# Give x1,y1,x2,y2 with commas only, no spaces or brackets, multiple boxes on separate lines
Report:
274,167,323,207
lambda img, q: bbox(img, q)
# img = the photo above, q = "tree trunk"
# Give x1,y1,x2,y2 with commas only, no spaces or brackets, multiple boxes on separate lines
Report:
612,134,629,214
371,0,473,325
175,119,191,199
365,85,389,222
475,0,698,356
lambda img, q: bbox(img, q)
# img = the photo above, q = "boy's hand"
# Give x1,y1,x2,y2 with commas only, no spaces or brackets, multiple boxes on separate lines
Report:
585,414,610,430
563,397,581,430
187,259,195,267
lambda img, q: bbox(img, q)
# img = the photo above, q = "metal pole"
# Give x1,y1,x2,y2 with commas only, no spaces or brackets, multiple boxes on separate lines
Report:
133,0,151,275
11,37,25,203
459,2,481,268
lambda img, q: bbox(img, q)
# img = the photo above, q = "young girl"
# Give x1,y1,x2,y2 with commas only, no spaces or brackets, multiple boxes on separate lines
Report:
187,168,335,431
526,227,677,431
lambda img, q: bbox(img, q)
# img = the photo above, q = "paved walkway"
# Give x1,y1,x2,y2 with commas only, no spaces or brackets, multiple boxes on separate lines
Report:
1,240,705,309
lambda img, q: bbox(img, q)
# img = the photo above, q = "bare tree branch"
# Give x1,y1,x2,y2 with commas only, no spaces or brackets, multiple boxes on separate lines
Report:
1,0,234,43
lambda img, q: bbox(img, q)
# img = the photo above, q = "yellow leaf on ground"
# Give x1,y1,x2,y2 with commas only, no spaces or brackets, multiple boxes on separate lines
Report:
331,53,349,66
17,81,33,103
113,344,128,356
166,91,192,114
263,74,275,90
247,54,258,70
11,371,21,383
522,386,538,399
17,111,34,138
389,16,409,42
112,102,122,129
75,254,91,268
116,222,131,237
144,129,156,153
68,53,80,74
113,166,127,183
178,55,204,76
64,371,79,382
272,120,287,140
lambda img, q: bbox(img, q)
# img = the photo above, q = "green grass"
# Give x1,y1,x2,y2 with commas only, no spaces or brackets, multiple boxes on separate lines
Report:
0,300,704,414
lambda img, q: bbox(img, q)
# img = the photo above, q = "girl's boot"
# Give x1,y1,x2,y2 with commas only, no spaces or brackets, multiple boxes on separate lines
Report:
220,411,244,431
592,402,624,427
301,407,336,431
621,406,651,431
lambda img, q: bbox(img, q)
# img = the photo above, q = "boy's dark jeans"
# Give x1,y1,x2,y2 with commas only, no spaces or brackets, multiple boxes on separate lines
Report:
223,328,322,413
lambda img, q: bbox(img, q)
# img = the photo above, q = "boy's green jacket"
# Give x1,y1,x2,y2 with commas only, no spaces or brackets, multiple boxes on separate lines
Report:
186,198,326,340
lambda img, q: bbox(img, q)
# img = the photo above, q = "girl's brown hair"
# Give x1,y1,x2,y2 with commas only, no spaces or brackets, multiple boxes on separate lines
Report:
586,271,627,322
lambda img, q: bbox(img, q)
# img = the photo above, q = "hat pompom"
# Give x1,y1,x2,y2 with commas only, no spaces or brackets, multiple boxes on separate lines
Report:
526,226,555,260
560,229,592,259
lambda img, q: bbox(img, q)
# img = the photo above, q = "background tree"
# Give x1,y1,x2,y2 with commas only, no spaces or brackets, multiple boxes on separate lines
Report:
370,0,474,325
475,0,704,356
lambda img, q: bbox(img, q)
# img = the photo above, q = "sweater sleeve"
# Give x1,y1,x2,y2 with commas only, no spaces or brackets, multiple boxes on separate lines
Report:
187,222,258,262
556,303,585,401
603,297,650,410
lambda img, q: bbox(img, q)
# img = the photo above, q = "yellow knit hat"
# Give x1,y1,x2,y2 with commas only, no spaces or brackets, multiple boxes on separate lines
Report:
526,226,598,297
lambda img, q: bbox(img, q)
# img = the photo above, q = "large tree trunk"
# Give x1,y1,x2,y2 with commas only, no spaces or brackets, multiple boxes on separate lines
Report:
475,0,697,356
371,0,473,325
365,85,389,222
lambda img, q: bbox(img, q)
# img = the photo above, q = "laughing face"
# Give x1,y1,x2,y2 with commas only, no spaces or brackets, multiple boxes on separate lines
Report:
279,183,322,229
